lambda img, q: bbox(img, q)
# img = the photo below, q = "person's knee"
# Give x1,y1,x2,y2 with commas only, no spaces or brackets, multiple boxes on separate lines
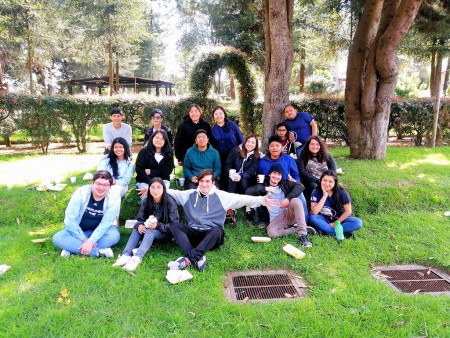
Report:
266,226,279,238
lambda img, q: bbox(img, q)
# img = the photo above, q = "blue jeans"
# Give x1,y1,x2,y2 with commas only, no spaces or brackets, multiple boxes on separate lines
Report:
52,227,120,256
122,228,167,259
309,214,363,235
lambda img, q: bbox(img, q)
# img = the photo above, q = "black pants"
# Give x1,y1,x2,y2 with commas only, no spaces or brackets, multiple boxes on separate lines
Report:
170,222,224,264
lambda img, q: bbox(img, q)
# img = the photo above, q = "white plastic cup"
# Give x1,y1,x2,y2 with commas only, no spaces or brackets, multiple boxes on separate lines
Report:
258,174,265,183
70,176,76,183
164,180,170,189
169,174,175,181
179,178,185,187
229,169,236,176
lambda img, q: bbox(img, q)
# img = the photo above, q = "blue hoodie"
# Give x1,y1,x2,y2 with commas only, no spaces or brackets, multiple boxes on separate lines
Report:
258,153,300,182
183,144,221,180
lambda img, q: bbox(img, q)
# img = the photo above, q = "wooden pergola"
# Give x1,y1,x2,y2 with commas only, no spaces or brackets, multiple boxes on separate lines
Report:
61,74,174,96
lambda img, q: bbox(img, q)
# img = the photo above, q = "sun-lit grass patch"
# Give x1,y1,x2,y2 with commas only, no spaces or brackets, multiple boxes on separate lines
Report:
0,146,449,337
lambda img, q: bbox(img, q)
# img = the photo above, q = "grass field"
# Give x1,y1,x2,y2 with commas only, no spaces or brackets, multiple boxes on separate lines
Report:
0,147,449,337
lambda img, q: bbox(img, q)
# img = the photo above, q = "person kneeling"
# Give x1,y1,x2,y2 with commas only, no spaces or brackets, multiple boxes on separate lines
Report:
53,170,120,258
246,164,312,247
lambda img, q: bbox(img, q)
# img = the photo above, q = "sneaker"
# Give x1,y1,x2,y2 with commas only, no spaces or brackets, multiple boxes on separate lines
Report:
112,254,132,267
306,226,318,235
344,232,355,239
225,209,236,225
299,234,313,248
168,256,190,270
60,249,71,257
245,209,254,221
123,256,142,272
98,247,114,258
196,256,207,272
257,222,267,229
132,248,138,255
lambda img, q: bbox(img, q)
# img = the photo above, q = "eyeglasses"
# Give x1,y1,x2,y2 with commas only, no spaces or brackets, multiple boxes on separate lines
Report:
94,182,111,188
151,116,162,120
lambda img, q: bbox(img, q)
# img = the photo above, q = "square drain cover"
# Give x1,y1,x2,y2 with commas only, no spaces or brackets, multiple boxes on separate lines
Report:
224,270,307,303
372,265,450,295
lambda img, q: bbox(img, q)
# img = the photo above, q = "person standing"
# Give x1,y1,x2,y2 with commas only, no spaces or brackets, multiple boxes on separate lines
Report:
52,170,120,258
174,104,212,166
283,104,318,147
103,107,132,153
143,109,173,147
210,106,244,189
246,164,312,247
167,169,270,272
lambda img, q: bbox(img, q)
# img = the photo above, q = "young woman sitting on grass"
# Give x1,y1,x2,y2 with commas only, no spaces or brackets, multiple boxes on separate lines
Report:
97,137,134,197
113,177,179,272
309,170,362,237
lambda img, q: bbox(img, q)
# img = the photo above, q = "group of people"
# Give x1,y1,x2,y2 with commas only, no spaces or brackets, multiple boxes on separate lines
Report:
53,104,363,273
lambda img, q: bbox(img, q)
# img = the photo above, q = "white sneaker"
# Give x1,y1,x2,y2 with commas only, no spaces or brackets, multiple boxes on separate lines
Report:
132,248,138,255
60,249,71,257
112,254,132,267
98,247,114,258
123,256,141,272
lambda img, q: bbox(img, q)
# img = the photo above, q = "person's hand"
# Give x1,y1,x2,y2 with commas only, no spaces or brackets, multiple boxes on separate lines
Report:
279,198,289,208
138,224,147,234
137,187,147,198
145,169,151,175
191,176,198,183
178,161,183,166
321,186,328,197
265,186,275,193
233,174,241,182
288,176,296,182
329,222,336,228
78,240,94,256
148,220,157,229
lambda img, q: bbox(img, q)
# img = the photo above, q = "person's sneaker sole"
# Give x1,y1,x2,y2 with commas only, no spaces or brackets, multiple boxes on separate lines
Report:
306,226,318,235
60,249,71,257
196,256,207,272
167,257,190,270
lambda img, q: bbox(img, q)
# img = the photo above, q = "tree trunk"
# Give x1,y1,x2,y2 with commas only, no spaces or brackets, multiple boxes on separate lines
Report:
299,46,305,94
27,32,35,95
261,0,294,150
345,0,422,159
443,59,450,96
108,41,114,96
229,73,236,100
115,60,119,93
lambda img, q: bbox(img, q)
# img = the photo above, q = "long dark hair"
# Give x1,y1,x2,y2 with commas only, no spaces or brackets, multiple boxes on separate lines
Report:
301,135,329,163
319,170,346,211
108,137,131,179
145,130,173,156
213,105,231,132
145,177,171,223
240,134,260,160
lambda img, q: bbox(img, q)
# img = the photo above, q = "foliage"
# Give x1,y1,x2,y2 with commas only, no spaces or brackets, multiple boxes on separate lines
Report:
1,147,450,336
190,47,257,134
304,71,336,94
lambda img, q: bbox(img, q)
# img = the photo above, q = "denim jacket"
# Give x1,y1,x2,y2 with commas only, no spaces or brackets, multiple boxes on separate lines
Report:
63,185,120,243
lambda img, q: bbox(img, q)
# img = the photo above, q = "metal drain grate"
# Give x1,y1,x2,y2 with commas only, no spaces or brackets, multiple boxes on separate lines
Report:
224,270,307,303
372,265,450,295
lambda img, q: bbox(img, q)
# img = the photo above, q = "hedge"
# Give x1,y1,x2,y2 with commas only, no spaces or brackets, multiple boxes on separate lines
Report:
0,94,448,153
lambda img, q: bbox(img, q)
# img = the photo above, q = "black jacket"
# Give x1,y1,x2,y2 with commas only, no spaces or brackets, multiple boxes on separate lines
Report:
224,145,259,180
174,116,212,162
134,195,179,233
144,125,173,147
245,180,304,200
135,143,174,183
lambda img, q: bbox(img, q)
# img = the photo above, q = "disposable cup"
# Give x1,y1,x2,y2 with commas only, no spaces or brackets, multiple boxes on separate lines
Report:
229,169,236,175
169,174,175,181
179,178,185,187
258,174,265,183
70,176,76,183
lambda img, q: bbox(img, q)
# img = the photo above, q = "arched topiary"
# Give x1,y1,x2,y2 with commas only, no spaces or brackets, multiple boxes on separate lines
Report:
190,47,258,134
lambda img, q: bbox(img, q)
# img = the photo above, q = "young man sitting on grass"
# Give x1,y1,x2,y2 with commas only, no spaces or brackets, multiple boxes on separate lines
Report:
166,169,271,272
246,164,313,247
52,170,120,258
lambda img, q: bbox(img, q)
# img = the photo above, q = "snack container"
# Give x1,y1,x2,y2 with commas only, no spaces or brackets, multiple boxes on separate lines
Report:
283,244,306,259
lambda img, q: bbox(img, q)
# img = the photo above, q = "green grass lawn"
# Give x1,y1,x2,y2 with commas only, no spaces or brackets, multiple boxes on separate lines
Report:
0,147,449,337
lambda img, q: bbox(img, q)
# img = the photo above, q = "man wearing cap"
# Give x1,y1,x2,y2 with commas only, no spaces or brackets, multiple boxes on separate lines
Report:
103,107,132,153
143,109,173,147
246,164,313,247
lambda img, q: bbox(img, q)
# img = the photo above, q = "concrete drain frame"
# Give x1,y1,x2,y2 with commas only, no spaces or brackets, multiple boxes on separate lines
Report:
372,264,450,296
224,270,307,303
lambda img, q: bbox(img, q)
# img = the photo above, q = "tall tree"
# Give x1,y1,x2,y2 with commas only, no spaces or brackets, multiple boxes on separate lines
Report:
345,0,422,159
259,0,294,147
